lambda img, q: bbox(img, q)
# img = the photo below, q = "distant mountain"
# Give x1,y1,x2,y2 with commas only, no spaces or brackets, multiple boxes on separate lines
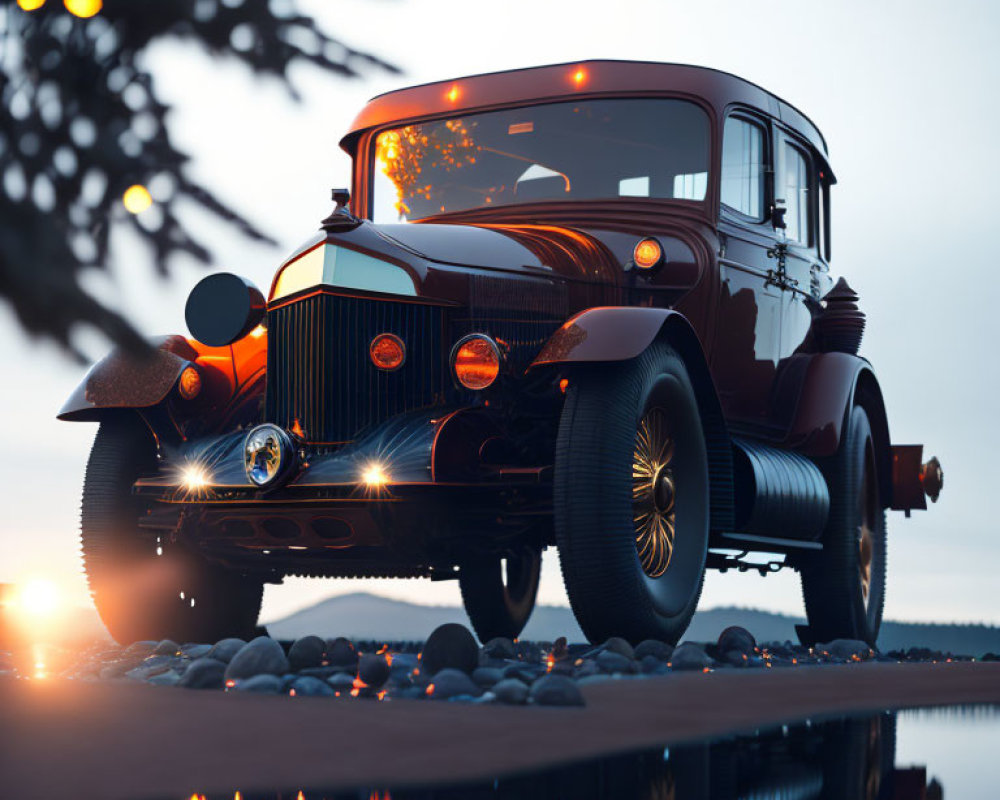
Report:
264,592,1000,656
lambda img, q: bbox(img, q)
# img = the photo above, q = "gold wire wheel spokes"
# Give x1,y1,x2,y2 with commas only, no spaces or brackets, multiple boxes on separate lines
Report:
633,409,676,579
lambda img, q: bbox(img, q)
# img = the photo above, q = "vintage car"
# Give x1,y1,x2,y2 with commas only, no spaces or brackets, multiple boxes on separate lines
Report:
60,61,943,646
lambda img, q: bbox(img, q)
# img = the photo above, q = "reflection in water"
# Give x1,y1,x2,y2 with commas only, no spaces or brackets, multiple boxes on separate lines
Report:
181,708,991,800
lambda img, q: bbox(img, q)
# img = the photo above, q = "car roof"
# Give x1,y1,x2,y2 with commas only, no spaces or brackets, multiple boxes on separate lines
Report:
341,60,831,166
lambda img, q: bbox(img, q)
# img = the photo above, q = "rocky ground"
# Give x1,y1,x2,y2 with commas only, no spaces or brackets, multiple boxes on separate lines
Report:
2,623,997,708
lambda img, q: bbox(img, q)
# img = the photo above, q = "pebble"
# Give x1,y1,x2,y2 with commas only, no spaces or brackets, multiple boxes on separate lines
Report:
634,640,674,661
147,670,181,687
427,668,482,699
178,658,227,690
717,626,756,656
472,667,503,689
235,674,283,694
596,651,638,675
224,637,290,681
326,673,357,694
153,639,180,656
492,678,530,705
602,637,635,659
325,637,359,670
421,624,479,675
289,675,336,697
670,643,713,671
529,674,585,707
208,638,247,664
357,654,392,690
181,644,214,660
483,637,516,660
817,639,874,661
287,636,326,671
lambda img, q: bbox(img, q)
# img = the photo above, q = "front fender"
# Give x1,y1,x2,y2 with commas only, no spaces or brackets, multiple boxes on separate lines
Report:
57,336,198,421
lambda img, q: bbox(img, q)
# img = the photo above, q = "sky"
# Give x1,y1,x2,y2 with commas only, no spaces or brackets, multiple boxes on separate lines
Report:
2,0,998,626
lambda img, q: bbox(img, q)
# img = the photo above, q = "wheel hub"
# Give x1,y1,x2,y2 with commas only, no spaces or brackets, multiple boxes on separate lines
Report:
633,408,676,579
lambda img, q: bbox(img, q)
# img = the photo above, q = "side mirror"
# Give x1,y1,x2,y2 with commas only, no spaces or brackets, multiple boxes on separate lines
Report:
185,273,265,347
770,203,787,230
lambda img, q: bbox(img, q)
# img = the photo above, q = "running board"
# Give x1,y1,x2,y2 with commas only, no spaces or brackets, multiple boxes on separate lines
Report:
717,532,823,551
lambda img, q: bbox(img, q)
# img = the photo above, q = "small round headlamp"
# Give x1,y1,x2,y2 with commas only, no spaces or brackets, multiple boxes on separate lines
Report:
632,237,664,270
177,365,202,400
244,424,296,488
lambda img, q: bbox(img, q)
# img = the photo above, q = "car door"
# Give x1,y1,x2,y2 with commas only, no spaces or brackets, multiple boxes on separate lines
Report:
773,133,833,426
711,111,784,428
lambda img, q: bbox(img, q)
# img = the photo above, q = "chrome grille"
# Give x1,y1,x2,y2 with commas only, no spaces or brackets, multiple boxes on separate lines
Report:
265,293,447,445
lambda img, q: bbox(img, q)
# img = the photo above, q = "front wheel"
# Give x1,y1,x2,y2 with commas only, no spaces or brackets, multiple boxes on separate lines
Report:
81,416,263,644
459,545,541,642
801,404,887,645
554,342,710,645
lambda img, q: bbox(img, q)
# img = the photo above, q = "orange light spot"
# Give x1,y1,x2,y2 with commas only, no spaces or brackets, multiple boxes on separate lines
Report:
633,238,663,269
225,679,235,689
370,333,405,371
249,324,266,339
377,690,387,701
425,683,435,696
571,68,587,87
297,792,306,800
291,419,306,439
350,688,360,697
65,0,101,14
446,85,460,103
559,378,569,393
178,366,202,400
453,335,501,390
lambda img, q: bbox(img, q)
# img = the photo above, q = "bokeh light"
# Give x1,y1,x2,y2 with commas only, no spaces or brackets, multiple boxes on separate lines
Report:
63,0,102,18
16,0,47,11
122,184,153,214
18,578,60,618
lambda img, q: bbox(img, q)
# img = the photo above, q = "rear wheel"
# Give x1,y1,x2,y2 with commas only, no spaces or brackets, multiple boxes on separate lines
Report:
554,342,709,644
81,416,263,644
459,545,541,642
801,404,887,645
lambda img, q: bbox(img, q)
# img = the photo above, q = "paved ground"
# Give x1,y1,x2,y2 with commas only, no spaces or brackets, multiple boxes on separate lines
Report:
2,661,998,800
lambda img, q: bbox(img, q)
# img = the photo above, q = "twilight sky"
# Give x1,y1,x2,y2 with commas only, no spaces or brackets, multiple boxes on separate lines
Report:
2,0,997,626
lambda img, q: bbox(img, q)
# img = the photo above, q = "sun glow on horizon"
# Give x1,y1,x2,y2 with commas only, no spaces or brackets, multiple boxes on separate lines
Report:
17,578,61,618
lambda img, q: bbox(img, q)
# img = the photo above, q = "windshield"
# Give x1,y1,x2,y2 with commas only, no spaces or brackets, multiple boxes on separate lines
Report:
371,98,710,223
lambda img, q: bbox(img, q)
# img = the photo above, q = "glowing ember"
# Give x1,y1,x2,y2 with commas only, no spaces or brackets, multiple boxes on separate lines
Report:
425,683,435,697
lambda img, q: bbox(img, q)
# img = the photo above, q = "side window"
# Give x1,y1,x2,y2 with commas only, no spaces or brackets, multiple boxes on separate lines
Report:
782,143,811,245
721,116,765,219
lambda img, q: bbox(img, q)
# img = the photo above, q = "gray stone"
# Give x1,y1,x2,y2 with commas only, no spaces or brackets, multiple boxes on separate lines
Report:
596,651,637,675
472,667,503,689
817,639,875,661
122,641,157,658
634,640,674,661
602,637,635,659
357,654,392,690
717,626,756,656
421,624,479,675
722,649,751,667
289,675,335,697
502,662,545,683
492,678,529,705
325,637,359,670
640,654,666,674
574,660,600,679
427,668,482,699
153,639,180,656
288,636,326,671
482,637,516,660
208,638,247,664
326,672,357,694
670,643,713,671
235,674,283,694
298,666,343,680
125,655,180,681
178,658,226,690
529,674,585,707
224,637,290,681
181,644,214,660
147,671,181,687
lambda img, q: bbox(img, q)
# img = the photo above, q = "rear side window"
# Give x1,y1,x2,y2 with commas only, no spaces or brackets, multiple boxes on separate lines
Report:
721,116,765,219
782,143,811,245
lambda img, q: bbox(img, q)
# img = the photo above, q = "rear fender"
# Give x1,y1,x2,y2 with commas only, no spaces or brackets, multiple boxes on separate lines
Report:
781,352,892,507
531,306,735,533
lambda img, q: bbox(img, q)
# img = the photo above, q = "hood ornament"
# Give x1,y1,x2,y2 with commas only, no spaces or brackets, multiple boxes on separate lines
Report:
321,187,363,232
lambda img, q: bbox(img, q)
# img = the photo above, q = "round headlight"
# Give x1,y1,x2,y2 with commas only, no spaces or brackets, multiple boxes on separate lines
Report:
244,424,296,488
452,334,502,390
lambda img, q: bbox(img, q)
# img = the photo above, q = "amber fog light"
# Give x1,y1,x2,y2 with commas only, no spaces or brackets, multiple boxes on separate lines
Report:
177,366,202,400
370,333,406,371
633,237,664,270
452,334,501,390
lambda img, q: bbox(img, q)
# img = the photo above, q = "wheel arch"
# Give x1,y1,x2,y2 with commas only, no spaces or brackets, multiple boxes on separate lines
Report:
533,306,735,534
852,368,893,510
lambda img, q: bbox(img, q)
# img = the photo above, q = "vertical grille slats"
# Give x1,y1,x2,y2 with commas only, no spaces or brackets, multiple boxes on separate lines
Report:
266,294,446,445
